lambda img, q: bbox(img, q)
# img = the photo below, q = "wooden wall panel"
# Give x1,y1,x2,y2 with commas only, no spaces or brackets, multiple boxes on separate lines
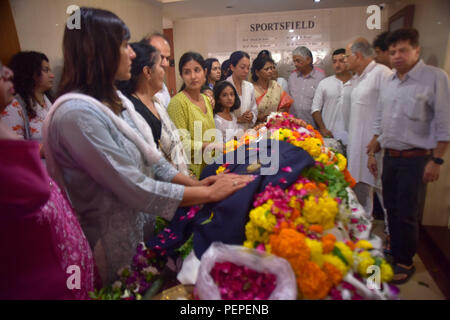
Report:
0,0,21,65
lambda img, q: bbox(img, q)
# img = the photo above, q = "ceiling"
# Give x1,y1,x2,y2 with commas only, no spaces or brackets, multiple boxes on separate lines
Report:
147,0,397,21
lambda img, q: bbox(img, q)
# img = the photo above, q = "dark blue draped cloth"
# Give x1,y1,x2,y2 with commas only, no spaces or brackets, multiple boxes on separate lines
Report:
146,139,314,259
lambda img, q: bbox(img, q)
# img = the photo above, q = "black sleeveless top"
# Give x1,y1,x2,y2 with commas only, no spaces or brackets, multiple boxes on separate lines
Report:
127,95,162,146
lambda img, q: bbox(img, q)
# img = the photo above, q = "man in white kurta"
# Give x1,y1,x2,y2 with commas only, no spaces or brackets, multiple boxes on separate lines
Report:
345,38,393,219
311,48,353,145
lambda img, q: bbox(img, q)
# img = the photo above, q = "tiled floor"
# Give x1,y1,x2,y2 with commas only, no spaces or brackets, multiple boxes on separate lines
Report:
371,220,446,300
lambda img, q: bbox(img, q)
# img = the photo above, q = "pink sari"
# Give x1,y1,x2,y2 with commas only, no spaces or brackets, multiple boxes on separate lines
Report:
0,140,96,299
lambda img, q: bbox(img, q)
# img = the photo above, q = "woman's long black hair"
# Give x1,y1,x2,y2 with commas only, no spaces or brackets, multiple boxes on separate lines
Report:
116,41,159,96
58,7,130,114
9,51,53,119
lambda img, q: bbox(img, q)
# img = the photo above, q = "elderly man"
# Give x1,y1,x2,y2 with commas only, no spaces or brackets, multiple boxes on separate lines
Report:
288,46,325,127
311,48,353,144
345,38,393,220
368,28,450,284
373,31,391,68
143,33,172,108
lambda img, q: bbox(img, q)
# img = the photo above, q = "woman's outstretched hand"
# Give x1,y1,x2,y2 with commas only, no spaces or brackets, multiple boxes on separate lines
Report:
208,173,256,202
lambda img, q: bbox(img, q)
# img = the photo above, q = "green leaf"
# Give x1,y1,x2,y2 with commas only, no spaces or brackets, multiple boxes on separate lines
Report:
142,278,165,300
201,211,214,225
176,233,194,259
332,246,349,266
154,217,169,234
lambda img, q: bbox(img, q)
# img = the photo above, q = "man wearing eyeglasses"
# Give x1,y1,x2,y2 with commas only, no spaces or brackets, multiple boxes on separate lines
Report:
367,28,450,284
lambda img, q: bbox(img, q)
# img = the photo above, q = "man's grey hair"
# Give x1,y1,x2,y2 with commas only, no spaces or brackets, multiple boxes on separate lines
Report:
292,46,313,61
142,32,169,44
350,40,374,58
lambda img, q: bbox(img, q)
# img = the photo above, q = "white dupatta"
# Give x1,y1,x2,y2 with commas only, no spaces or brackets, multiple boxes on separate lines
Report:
42,91,167,190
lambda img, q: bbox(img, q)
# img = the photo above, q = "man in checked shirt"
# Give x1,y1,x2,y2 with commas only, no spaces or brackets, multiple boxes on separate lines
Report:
367,28,450,285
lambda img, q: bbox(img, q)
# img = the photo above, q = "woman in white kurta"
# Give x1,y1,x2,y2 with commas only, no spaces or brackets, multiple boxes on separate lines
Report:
226,51,257,131
43,7,254,286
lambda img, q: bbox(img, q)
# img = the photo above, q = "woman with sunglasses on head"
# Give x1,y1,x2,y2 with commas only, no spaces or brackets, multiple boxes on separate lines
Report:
43,8,254,285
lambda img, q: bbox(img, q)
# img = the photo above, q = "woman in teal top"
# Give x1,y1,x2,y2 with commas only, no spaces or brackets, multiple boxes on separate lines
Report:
168,52,218,178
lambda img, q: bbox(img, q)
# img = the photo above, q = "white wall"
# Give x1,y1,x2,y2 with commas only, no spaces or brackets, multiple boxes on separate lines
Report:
172,6,390,89
10,0,163,91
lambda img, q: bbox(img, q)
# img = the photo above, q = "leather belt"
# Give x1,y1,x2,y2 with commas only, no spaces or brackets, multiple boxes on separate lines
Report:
386,148,431,158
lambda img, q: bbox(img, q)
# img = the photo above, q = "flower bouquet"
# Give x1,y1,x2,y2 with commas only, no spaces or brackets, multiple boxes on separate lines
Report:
195,242,297,300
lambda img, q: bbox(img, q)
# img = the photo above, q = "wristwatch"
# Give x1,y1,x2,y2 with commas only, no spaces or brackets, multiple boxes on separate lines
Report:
431,157,444,165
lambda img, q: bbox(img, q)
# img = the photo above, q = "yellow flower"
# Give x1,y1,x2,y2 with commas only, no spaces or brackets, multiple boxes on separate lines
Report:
249,200,277,231
381,261,394,282
288,196,301,210
302,194,338,230
323,254,348,275
305,238,324,268
265,244,272,254
357,251,375,276
315,153,330,164
355,240,373,250
297,137,322,158
336,153,347,171
245,222,268,243
294,216,308,228
243,240,254,249
216,166,226,175
334,242,354,267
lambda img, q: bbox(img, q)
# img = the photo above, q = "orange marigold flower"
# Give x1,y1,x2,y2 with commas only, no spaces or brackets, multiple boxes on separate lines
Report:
308,224,323,234
297,261,332,300
343,169,356,188
345,240,356,251
290,208,300,221
270,228,310,260
322,262,343,286
322,234,336,254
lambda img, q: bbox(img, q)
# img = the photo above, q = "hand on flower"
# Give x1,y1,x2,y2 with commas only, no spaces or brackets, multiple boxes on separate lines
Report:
208,174,256,202
423,160,440,183
319,127,333,138
257,113,268,123
366,136,381,155
291,118,307,128
367,155,378,177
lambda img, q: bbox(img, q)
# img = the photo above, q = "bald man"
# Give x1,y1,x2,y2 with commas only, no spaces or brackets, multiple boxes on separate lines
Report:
144,33,172,108
344,37,392,221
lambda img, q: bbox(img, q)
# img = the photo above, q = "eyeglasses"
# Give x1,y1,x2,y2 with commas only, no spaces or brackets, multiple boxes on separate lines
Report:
342,53,353,59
